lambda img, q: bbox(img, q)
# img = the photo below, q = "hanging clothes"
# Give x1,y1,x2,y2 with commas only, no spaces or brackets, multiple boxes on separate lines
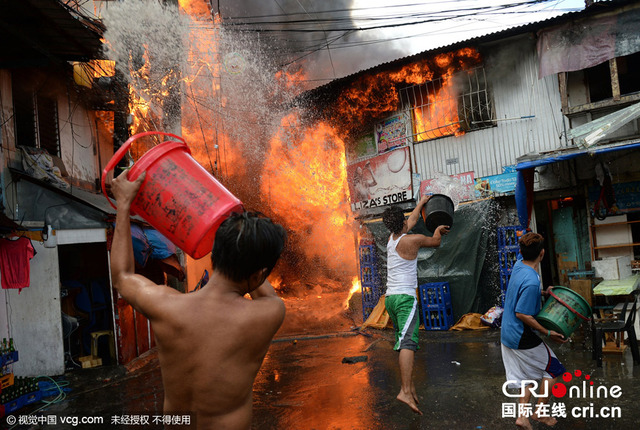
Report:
0,236,36,292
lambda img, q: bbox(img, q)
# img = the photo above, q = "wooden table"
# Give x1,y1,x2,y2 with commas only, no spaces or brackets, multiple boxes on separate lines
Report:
593,274,640,354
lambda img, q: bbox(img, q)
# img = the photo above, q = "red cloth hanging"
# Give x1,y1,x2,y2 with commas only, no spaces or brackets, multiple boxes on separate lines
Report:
0,236,36,292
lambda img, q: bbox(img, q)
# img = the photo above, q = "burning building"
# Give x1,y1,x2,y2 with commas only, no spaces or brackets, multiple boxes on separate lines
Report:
2,0,640,376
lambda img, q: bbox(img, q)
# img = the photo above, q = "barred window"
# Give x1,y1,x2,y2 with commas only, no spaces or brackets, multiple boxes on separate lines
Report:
11,72,60,156
399,66,495,143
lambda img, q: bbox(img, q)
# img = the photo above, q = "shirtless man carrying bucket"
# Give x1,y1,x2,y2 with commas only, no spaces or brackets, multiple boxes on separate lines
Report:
110,172,286,429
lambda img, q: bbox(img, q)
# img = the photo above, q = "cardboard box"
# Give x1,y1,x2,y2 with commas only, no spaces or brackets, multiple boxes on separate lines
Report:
79,355,102,369
592,256,633,280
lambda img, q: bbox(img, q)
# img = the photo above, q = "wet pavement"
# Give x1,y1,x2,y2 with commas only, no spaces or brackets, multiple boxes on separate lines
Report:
6,320,640,430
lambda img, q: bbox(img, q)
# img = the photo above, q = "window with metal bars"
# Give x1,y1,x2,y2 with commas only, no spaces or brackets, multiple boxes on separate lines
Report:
399,66,495,143
11,73,60,156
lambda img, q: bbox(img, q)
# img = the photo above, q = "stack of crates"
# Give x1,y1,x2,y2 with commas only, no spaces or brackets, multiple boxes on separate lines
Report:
497,226,523,305
418,282,453,330
359,243,383,322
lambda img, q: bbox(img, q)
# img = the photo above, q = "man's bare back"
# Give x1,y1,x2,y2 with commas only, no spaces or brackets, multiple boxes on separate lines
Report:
109,172,287,430
150,276,285,429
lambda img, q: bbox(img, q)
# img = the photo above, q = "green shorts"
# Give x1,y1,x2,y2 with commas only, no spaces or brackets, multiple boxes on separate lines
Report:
385,294,420,351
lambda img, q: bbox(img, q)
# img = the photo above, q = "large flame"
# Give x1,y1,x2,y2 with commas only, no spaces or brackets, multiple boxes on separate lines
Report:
116,0,357,296
332,47,482,141
110,0,481,316
261,113,355,279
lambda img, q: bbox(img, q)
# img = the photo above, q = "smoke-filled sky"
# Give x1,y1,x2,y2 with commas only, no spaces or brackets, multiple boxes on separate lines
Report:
219,0,585,89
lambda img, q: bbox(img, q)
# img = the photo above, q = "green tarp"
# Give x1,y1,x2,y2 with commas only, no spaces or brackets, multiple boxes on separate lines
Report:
366,199,497,322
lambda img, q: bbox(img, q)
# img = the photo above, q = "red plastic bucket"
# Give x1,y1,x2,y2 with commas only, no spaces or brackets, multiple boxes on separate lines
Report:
101,131,243,259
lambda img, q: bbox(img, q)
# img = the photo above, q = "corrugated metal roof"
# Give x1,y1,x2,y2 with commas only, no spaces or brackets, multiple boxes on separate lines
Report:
307,0,631,96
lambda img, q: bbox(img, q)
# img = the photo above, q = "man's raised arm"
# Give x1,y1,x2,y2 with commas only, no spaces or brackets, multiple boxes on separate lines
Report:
110,172,145,289
406,195,430,232
109,172,178,317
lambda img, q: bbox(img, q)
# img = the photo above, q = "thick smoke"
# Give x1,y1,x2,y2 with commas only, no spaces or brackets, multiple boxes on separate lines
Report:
220,0,407,89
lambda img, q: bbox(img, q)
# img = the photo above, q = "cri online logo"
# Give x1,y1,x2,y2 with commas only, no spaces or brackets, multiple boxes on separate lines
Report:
502,369,623,399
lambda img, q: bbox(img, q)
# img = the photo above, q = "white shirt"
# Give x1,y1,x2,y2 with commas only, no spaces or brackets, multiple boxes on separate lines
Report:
386,234,418,297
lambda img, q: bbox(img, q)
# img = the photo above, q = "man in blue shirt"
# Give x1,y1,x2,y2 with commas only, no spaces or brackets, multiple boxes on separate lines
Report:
501,232,567,430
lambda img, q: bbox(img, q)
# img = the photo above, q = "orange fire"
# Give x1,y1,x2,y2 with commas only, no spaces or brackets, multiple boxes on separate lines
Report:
332,47,481,142
118,1,358,296
261,113,356,280
178,0,212,18
116,1,480,311
344,277,361,310
270,276,283,291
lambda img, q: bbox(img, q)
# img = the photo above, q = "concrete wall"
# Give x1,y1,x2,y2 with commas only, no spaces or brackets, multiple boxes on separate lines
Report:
58,91,99,186
6,241,64,376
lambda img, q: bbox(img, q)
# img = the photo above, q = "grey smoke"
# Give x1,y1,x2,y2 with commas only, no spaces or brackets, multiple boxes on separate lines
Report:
220,0,407,88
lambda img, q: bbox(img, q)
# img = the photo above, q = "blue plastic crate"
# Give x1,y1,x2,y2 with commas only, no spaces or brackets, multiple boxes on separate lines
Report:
497,226,522,248
418,282,452,310
422,306,453,331
499,270,511,291
21,390,41,407
0,351,18,367
38,380,71,398
360,263,380,285
359,245,377,265
418,282,453,330
3,396,24,414
361,282,382,322
361,282,381,305
498,248,520,271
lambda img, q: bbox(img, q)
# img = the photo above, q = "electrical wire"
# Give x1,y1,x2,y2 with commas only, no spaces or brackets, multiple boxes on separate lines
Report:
225,0,551,20
187,85,217,174
292,0,337,78
7,376,70,429
223,1,561,29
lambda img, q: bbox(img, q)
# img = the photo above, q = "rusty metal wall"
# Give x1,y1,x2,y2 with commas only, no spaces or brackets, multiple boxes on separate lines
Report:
412,37,568,182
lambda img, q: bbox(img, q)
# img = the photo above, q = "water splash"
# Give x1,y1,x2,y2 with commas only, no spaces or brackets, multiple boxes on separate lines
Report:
425,172,467,209
101,0,357,292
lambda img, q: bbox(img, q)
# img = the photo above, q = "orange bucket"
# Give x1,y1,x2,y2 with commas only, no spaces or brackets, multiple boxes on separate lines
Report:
101,131,243,259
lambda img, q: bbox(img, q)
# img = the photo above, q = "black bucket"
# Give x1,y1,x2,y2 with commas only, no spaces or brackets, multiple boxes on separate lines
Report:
421,194,454,233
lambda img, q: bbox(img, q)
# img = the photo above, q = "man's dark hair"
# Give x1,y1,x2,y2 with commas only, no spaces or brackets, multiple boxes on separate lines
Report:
382,206,405,235
211,212,286,282
519,232,544,261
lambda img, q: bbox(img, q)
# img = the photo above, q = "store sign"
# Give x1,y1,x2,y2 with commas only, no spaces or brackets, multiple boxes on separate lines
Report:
475,172,518,197
347,147,412,211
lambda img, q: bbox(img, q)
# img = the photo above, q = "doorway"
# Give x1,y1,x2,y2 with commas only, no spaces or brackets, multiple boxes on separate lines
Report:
536,196,591,287
58,242,115,368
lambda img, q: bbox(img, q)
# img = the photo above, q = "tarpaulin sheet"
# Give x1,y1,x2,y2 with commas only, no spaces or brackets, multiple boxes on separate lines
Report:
366,199,494,322
131,224,177,267
537,7,640,77
16,179,107,229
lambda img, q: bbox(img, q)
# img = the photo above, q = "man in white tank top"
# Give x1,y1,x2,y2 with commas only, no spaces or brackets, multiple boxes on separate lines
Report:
382,195,449,415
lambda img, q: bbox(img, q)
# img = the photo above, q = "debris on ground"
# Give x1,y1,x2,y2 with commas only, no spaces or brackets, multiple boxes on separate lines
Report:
342,355,368,364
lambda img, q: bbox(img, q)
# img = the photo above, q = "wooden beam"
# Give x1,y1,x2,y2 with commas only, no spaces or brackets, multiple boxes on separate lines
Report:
610,58,621,101
558,72,568,114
